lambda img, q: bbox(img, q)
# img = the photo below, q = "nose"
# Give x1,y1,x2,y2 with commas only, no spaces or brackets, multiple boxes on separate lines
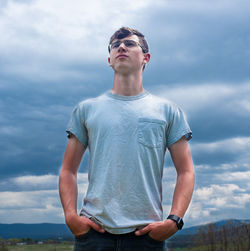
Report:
118,42,127,52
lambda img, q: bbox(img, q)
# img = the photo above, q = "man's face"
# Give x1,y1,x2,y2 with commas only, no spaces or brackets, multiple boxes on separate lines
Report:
108,35,150,74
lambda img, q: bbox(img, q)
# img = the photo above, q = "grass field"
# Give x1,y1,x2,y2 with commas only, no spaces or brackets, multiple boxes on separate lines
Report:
5,244,73,251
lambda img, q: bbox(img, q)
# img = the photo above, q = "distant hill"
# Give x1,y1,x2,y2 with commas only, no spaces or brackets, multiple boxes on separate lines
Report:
0,219,249,242
0,223,73,240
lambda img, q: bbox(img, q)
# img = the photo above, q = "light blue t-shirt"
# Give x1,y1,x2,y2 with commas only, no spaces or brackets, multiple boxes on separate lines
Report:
66,90,192,234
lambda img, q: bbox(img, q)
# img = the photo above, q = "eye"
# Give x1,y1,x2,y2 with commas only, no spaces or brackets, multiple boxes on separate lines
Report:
111,41,120,49
124,40,137,47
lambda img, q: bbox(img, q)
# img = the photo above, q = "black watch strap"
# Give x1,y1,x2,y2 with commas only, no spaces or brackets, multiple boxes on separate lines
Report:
167,214,184,230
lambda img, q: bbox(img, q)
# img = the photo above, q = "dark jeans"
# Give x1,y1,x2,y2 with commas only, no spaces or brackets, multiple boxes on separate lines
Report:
74,228,166,251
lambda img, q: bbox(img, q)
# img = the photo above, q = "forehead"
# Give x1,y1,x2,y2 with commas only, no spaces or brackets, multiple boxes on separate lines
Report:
113,34,140,43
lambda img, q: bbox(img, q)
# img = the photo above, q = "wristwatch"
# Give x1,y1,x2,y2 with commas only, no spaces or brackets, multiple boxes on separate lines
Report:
167,214,184,230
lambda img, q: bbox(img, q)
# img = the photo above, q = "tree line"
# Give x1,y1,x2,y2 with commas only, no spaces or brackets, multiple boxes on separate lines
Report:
195,221,250,251
167,220,250,251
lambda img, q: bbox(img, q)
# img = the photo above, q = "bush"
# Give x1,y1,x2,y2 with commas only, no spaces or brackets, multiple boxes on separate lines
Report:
0,247,9,251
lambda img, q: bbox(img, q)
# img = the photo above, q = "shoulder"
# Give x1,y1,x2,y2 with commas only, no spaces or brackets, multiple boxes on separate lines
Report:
76,93,107,109
148,92,180,111
147,93,189,125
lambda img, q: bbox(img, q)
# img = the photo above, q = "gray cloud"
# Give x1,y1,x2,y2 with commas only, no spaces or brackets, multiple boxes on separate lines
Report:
0,0,249,225
141,0,250,84
150,83,250,144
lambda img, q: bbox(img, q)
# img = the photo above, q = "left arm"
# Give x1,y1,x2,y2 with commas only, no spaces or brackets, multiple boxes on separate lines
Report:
168,136,195,218
135,137,195,241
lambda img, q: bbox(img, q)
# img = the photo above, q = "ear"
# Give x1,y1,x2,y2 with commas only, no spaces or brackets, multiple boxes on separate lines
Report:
142,53,150,69
108,57,112,67
143,53,150,64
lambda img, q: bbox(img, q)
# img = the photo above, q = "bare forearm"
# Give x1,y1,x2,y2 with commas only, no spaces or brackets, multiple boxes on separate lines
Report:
59,166,105,235
58,137,106,235
135,171,194,240
170,170,195,218
59,168,78,220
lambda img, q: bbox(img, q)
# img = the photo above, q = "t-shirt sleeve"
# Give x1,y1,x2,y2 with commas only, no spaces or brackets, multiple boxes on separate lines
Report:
166,106,192,148
66,103,88,148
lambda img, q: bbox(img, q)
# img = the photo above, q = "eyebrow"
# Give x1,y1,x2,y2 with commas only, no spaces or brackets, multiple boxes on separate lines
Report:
112,38,138,43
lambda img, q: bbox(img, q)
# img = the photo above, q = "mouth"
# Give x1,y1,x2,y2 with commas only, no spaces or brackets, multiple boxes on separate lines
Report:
116,54,128,59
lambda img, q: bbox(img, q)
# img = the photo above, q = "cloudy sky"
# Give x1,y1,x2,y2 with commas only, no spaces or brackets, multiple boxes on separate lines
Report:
0,0,250,228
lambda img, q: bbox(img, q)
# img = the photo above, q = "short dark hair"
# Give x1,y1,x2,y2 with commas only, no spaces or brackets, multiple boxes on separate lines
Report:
109,27,149,54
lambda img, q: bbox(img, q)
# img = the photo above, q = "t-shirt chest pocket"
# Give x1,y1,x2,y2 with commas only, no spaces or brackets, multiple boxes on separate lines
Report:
138,118,166,148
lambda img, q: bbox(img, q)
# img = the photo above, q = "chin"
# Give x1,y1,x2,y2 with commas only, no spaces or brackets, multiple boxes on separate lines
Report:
114,65,131,73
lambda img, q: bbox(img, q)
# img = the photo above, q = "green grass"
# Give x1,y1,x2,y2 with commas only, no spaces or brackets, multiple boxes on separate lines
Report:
172,247,207,251
5,243,73,251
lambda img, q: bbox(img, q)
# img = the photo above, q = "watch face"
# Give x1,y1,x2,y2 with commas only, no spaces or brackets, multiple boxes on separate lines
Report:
167,215,184,230
177,219,184,229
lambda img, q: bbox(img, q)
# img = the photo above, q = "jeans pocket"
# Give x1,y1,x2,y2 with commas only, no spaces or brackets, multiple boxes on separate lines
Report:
146,233,164,243
138,118,166,148
75,228,92,240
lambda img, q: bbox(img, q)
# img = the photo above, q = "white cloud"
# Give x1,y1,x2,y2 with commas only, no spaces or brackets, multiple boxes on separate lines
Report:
232,193,250,207
0,190,58,209
216,171,250,182
0,173,89,223
151,82,250,115
185,182,250,226
13,174,58,187
0,169,249,225
0,0,154,61
196,184,243,198
195,184,247,208
0,175,58,191
0,205,64,224
0,0,155,82
192,137,250,155
187,201,216,224
0,173,89,192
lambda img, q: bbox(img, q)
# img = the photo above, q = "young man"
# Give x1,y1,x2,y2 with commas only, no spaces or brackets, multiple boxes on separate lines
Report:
59,27,195,251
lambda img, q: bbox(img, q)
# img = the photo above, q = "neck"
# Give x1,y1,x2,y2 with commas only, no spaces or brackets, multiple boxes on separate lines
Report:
111,72,144,96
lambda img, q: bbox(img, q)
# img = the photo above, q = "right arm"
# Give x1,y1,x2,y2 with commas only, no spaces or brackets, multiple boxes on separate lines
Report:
59,134,105,236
